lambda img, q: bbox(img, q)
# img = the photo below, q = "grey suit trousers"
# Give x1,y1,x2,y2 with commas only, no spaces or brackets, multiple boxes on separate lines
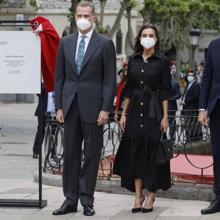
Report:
63,95,103,206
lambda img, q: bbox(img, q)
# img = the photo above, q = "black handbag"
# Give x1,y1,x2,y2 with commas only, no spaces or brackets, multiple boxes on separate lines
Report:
155,133,173,165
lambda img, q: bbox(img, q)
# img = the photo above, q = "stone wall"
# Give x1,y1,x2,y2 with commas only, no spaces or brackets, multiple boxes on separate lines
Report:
1,0,26,8
38,0,121,10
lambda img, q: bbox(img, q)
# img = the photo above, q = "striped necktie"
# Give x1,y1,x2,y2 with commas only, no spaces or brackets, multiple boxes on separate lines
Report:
76,35,86,74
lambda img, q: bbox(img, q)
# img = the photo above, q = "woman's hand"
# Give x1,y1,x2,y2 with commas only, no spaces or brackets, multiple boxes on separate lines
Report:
160,117,169,132
120,114,126,131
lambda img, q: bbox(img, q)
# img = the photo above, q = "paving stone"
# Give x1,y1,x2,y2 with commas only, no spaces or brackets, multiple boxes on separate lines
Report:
0,213,28,220
200,213,220,220
157,217,199,220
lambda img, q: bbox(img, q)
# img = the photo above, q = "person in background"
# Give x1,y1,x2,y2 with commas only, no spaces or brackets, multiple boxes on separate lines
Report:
168,63,181,141
47,91,55,113
114,62,128,121
196,61,204,84
179,72,187,95
179,71,200,142
33,83,48,159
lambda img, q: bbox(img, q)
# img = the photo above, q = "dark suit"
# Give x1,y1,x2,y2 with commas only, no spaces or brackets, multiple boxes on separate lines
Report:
168,79,181,140
199,38,220,201
181,80,201,142
182,80,200,111
55,30,116,207
33,83,47,155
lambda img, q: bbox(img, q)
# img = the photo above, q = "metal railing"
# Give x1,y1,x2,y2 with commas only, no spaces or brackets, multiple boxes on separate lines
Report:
43,110,213,183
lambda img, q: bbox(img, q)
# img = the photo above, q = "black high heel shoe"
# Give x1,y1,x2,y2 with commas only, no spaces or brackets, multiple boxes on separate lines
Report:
131,197,145,213
142,197,155,213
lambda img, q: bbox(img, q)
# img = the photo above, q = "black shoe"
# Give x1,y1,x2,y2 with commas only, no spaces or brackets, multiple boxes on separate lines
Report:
142,207,153,213
132,207,142,213
142,197,155,213
52,203,77,215
32,153,38,159
201,200,220,215
83,205,95,216
132,197,145,213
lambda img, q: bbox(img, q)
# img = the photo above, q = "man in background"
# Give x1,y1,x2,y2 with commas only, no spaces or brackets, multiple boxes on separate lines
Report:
32,83,47,159
180,71,200,142
168,64,181,141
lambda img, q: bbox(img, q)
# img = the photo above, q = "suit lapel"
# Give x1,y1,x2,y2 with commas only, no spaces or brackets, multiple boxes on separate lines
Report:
79,31,100,74
68,33,78,76
187,81,195,93
182,83,189,99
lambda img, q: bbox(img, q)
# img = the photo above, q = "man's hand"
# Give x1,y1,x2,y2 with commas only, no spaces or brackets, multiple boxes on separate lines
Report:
198,111,208,126
56,109,64,124
97,111,109,126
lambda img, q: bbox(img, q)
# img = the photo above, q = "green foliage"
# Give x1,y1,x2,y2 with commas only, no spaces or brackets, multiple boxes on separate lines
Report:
141,0,220,53
67,11,75,23
97,25,106,33
29,0,38,10
128,0,136,8
142,0,219,30
192,1,219,29
0,0,6,5
181,63,190,74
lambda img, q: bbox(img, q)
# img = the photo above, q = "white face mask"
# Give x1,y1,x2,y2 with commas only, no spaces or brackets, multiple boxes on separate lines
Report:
76,18,91,31
140,37,156,49
187,76,194,82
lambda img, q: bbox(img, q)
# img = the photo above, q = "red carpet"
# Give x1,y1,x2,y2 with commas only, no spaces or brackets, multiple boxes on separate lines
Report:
47,154,214,184
97,154,214,184
171,154,213,184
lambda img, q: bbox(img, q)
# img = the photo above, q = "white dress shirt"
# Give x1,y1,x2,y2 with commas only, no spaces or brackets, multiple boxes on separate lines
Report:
75,29,94,61
47,92,55,113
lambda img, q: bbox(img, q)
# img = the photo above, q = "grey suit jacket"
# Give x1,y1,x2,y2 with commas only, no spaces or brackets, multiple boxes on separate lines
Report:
55,30,116,123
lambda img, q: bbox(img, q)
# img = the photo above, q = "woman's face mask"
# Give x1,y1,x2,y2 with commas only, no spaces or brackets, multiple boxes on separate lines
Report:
140,28,157,50
140,37,156,49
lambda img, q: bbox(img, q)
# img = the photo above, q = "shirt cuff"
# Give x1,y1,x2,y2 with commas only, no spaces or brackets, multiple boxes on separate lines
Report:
199,109,206,112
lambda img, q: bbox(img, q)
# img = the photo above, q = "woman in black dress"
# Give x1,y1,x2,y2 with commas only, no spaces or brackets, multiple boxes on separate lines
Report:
113,24,172,213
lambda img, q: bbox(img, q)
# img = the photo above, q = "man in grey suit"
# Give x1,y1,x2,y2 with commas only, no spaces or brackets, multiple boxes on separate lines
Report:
53,1,116,216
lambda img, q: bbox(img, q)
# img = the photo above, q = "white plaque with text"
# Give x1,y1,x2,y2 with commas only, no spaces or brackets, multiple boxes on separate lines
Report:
0,31,41,93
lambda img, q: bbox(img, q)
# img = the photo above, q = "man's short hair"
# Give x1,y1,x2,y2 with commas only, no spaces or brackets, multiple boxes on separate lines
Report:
76,1,95,15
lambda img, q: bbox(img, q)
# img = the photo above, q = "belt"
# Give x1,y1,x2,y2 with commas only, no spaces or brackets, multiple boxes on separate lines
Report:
133,87,162,122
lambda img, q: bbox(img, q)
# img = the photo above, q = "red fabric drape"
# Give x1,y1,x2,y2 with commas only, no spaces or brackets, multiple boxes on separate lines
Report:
115,79,126,111
30,17,60,92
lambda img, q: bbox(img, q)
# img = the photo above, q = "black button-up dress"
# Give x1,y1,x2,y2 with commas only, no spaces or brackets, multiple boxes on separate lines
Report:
114,52,172,192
